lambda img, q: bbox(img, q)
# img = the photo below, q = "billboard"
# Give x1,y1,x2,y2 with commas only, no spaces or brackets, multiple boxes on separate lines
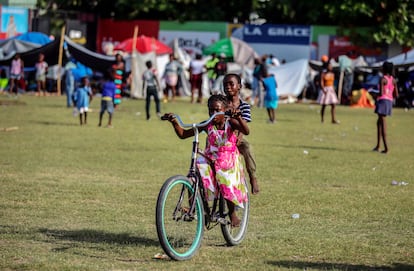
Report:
0,6,29,39
232,24,312,62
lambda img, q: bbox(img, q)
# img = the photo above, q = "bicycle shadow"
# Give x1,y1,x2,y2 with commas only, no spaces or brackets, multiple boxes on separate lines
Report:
38,228,159,248
266,260,414,270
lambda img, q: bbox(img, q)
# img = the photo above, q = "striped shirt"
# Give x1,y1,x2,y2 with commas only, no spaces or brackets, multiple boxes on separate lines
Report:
238,99,251,122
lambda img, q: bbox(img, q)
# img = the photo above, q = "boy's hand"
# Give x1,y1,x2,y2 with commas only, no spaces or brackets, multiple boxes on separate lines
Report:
226,109,242,119
161,113,176,122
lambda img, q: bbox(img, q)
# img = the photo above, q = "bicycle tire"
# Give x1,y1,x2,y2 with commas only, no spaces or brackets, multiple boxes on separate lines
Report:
220,186,250,246
155,175,205,261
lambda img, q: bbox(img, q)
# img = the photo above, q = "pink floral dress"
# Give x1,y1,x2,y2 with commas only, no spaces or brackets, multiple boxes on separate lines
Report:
196,120,248,208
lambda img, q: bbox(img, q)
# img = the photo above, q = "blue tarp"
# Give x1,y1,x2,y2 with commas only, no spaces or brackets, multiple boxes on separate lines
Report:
14,32,51,46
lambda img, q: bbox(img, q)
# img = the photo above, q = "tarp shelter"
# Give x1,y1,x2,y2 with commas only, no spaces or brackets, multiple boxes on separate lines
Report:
114,36,173,55
14,32,52,46
0,38,61,67
64,36,115,72
267,59,309,98
372,49,414,69
0,39,41,60
202,37,259,68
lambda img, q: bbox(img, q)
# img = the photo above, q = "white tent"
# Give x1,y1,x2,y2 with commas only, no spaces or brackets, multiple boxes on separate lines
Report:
267,59,309,98
372,49,414,68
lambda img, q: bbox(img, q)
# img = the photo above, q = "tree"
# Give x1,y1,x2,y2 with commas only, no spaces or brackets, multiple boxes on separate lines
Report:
36,0,414,47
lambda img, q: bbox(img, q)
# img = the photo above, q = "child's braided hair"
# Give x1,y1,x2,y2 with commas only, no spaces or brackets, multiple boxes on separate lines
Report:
207,94,228,109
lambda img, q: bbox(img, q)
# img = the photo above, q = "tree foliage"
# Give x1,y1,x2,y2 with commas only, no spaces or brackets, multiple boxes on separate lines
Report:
36,0,414,47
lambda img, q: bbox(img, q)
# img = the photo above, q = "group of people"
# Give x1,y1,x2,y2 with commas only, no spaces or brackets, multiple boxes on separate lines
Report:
4,53,51,96
316,56,399,153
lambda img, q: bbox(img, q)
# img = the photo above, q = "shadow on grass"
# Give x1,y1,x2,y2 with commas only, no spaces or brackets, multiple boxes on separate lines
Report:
266,260,414,270
39,228,159,247
32,120,80,126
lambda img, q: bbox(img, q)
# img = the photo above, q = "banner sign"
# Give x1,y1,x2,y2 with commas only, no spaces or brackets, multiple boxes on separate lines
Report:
159,30,219,56
0,6,29,39
242,24,311,45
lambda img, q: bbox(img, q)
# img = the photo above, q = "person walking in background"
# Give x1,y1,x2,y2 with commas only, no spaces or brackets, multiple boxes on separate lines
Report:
189,53,205,103
262,72,278,123
163,54,183,102
373,61,398,154
162,94,249,227
223,73,260,195
112,53,125,108
98,70,116,128
64,58,76,107
251,57,267,107
318,60,339,124
142,60,161,120
205,52,219,91
35,53,48,96
73,76,93,126
9,54,24,95
338,51,354,104
212,53,227,94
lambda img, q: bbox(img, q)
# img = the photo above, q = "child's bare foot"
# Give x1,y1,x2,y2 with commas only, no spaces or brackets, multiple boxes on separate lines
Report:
230,213,240,227
381,149,388,154
250,178,259,195
372,147,379,152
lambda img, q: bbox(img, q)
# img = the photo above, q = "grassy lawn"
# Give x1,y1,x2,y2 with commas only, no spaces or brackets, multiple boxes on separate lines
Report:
0,94,413,271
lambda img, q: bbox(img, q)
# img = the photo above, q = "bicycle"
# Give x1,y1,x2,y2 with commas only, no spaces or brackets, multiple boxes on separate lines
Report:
156,112,250,261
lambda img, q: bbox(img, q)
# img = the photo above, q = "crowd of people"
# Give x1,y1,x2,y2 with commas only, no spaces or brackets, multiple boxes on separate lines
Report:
0,49,408,152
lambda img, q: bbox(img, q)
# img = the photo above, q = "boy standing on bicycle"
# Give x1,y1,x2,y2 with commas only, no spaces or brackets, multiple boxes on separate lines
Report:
223,73,260,195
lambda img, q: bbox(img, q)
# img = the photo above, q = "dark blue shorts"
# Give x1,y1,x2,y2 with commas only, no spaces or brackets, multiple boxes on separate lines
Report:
375,99,392,116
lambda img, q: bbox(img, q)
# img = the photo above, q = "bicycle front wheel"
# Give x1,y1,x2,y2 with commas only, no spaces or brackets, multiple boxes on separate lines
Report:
155,175,205,261
220,190,250,246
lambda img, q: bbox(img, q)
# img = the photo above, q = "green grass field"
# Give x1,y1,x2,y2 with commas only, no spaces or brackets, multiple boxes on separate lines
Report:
0,94,413,271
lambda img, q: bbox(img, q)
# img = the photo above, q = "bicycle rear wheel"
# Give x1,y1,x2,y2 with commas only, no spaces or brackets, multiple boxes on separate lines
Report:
220,190,250,246
155,175,205,261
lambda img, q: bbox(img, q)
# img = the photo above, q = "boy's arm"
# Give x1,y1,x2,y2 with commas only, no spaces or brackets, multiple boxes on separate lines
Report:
229,113,249,135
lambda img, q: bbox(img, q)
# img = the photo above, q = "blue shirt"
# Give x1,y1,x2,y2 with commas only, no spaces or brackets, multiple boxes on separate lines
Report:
101,81,116,99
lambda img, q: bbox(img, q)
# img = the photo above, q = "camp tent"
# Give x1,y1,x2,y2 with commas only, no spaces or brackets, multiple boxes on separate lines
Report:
0,39,41,60
14,32,52,46
372,49,414,69
267,59,309,98
114,35,173,55
202,37,259,68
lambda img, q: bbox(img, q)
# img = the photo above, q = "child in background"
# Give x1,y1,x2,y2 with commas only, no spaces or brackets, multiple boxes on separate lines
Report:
98,70,116,128
142,60,161,120
262,72,278,123
373,61,398,154
35,53,48,96
223,73,260,195
162,94,249,227
318,60,339,124
73,76,93,125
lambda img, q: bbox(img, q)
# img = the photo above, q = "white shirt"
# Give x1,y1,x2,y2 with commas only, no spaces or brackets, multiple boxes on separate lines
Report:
190,59,205,75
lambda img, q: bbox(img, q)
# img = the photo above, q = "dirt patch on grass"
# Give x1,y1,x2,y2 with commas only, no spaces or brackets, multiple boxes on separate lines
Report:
0,99,26,106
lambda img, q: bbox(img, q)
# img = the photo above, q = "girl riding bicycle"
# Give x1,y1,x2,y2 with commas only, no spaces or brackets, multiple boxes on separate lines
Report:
162,94,249,227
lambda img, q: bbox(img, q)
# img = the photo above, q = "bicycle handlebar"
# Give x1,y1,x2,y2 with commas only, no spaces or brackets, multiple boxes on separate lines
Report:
161,112,227,129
